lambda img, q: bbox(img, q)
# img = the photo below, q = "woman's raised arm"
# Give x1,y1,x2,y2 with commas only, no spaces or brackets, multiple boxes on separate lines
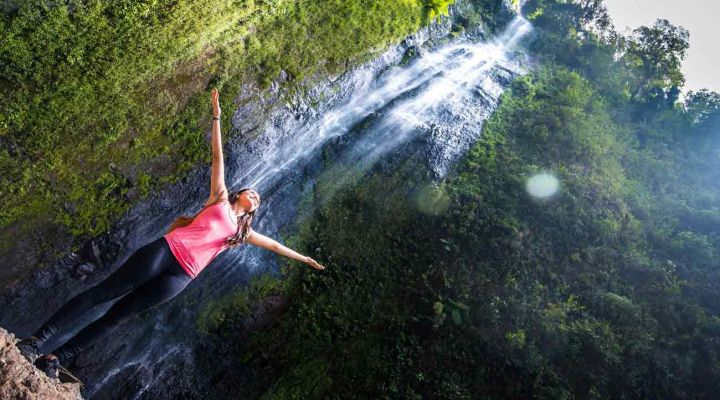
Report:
207,89,228,205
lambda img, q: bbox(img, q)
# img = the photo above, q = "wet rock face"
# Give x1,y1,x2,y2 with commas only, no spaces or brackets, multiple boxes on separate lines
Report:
0,1,527,398
0,327,83,400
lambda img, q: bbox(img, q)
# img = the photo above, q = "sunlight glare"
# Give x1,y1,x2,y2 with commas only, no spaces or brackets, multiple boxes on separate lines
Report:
526,173,559,198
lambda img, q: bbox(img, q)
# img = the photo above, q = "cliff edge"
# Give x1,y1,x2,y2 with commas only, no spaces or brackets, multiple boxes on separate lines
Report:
0,327,82,400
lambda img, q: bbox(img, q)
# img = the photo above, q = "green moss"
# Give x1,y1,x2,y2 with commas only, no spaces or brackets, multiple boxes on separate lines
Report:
200,59,720,397
1,0,460,278
196,272,287,336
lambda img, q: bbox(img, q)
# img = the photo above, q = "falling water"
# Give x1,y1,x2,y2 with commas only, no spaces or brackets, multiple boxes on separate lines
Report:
240,17,531,190
82,15,532,399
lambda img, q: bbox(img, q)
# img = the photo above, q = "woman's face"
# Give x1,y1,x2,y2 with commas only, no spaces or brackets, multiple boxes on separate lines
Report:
238,190,261,213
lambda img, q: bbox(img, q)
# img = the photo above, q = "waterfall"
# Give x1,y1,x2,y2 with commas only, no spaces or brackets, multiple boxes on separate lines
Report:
240,17,531,191
78,15,532,400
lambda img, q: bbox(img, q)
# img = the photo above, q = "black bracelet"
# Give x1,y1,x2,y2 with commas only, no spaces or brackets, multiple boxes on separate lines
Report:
213,116,220,120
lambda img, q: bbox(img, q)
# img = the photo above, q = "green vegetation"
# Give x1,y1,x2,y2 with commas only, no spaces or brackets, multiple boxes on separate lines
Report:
0,0,456,283
197,0,720,398
425,0,455,20
196,272,288,337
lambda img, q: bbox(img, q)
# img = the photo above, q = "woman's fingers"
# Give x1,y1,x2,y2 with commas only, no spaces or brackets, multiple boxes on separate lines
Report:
306,257,325,270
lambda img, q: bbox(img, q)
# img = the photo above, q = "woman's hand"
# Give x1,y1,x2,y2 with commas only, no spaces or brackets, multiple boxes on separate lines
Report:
305,256,326,270
211,88,221,118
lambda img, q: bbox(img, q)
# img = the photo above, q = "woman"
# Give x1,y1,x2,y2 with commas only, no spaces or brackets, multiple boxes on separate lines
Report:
15,88,325,380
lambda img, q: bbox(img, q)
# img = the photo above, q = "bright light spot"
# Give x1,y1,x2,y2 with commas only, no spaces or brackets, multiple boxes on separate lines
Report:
526,173,559,198
415,184,450,215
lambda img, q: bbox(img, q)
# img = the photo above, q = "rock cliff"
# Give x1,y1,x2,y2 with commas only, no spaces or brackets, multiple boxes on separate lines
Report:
0,327,82,400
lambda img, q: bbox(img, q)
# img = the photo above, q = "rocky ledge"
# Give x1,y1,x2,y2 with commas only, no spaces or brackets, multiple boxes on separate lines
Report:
0,327,83,400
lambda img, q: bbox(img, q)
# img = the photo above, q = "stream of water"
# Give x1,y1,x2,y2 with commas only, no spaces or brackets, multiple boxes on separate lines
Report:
82,15,532,399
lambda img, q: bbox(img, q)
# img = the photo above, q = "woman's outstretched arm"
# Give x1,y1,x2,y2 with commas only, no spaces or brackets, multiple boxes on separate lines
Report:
246,229,326,270
207,88,228,205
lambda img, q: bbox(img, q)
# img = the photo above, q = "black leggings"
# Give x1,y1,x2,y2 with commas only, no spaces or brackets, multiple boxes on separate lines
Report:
32,236,192,365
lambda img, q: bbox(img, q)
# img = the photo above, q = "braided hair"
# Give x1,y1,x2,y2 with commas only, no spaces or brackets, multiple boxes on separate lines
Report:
226,188,260,249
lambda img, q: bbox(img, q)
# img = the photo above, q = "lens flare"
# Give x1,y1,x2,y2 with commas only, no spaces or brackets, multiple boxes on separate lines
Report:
415,184,450,215
526,173,559,198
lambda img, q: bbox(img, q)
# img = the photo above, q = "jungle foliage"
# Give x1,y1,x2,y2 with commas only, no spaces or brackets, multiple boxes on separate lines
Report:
198,0,720,398
0,0,456,283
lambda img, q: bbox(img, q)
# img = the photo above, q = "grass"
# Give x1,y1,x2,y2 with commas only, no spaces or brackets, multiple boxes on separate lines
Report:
0,0,455,284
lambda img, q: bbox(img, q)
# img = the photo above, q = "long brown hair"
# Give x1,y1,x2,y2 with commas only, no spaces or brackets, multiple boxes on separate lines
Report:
166,188,260,249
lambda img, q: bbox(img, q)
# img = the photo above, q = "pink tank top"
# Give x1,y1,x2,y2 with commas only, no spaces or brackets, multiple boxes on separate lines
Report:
163,200,238,279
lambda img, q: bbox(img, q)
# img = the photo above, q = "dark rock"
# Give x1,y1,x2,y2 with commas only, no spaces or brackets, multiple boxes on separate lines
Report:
73,263,95,279
0,0,527,398
0,326,83,399
90,241,103,269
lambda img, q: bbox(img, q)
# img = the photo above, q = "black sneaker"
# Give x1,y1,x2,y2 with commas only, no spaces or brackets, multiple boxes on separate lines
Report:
34,355,60,380
15,336,42,364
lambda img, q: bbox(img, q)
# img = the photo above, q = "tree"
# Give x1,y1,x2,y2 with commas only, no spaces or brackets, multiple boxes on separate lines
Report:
523,0,614,40
620,19,689,109
684,89,720,126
